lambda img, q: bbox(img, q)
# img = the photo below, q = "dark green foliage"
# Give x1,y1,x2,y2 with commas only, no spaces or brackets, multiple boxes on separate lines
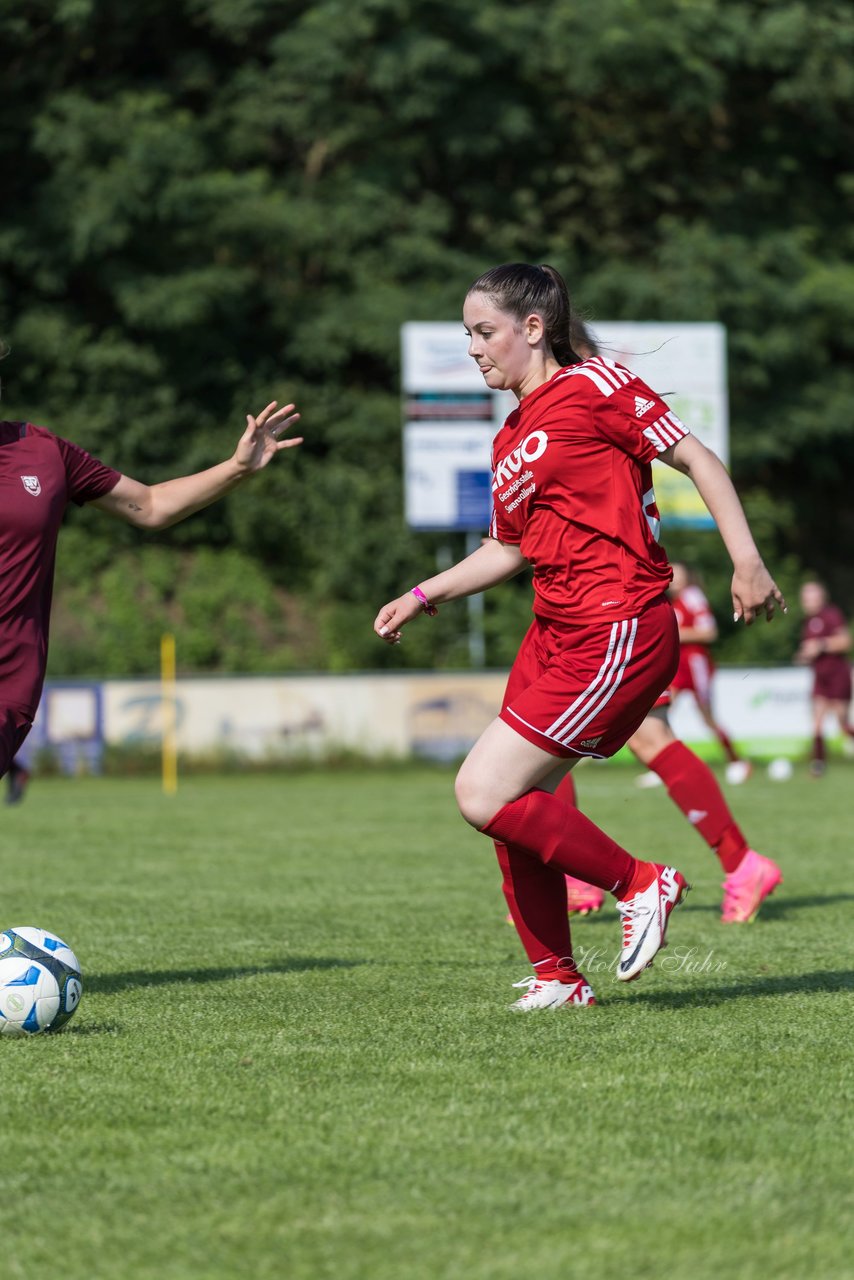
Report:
1,0,852,673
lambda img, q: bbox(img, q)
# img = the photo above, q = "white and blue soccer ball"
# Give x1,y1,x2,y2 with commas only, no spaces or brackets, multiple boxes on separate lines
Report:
0,927,83,1036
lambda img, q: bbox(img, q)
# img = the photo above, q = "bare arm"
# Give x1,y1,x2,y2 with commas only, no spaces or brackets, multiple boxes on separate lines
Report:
822,627,851,654
661,435,786,625
91,401,302,530
796,625,852,663
374,538,528,644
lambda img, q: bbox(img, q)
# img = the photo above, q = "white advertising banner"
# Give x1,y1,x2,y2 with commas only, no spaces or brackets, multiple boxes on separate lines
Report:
669,666,813,755
95,667,819,765
401,319,728,532
593,321,728,529
403,422,494,531
401,321,483,392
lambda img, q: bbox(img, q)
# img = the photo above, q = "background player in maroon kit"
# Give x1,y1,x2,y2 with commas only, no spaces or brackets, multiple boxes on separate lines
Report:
0,400,302,779
5,747,30,805
795,579,854,776
374,263,784,1011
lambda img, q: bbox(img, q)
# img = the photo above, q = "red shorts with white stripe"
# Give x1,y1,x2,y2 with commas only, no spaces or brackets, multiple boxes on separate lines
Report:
499,596,679,759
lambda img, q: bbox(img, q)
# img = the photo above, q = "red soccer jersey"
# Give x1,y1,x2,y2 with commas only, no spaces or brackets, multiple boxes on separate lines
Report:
672,584,716,659
489,356,689,622
0,421,120,715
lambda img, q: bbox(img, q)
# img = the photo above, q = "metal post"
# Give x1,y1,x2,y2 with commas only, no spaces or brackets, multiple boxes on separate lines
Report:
160,633,178,795
465,530,486,668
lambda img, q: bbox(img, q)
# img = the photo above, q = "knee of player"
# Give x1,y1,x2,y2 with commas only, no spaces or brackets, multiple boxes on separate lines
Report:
629,709,674,763
454,766,494,830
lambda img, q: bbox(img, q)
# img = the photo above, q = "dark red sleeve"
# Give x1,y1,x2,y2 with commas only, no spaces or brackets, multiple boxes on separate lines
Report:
822,605,848,635
53,435,122,505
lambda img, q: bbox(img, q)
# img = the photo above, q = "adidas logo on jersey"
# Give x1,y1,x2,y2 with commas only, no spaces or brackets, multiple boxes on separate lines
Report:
635,396,655,417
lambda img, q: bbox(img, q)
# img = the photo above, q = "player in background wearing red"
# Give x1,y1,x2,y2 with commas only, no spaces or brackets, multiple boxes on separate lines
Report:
636,562,751,787
795,579,854,776
0,399,302,781
509,668,784,925
557,715,783,923
555,326,782,926
375,263,784,1011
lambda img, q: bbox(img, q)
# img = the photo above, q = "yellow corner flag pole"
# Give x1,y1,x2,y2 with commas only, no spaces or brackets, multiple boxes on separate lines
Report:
161,633,178,795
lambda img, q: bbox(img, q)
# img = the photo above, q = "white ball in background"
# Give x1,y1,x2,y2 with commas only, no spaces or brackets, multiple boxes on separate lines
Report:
725,760,753,785
767,757,794,782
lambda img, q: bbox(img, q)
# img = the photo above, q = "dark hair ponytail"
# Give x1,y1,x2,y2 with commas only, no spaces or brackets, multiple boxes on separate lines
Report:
466,262,597,366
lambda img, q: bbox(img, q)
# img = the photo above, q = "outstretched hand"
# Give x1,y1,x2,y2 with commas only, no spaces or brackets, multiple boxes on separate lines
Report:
374,593,426,645
732,563,787,626
235,401,303,474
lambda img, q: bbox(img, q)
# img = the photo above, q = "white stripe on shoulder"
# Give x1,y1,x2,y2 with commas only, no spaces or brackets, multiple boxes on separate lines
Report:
565,363,618,397
588,357,623,390
593,356,633,387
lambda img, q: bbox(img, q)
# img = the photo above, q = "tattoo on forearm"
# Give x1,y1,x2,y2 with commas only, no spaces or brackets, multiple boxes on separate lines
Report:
125,501,142,512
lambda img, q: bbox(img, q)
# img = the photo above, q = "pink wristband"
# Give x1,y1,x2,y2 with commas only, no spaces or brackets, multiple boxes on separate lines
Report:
410,586,438,616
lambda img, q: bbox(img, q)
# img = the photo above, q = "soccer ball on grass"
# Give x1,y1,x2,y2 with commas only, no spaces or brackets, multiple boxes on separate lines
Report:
0,927,83,1036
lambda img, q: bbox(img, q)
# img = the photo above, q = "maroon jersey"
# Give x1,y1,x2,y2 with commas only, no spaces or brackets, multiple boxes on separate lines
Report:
0,422,120,715
489,356,689,622
801,603,852,700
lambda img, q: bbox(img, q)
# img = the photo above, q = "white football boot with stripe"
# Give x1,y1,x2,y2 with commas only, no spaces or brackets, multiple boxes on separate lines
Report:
509,974,596,1010
616,863,690,982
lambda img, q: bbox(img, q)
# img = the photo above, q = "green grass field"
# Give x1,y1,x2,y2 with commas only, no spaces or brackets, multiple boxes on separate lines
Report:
1,763,851,1280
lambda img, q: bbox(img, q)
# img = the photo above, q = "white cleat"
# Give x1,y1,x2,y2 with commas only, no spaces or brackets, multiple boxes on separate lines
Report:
616,864,690,982
509,975,596,1010
634,771,664,789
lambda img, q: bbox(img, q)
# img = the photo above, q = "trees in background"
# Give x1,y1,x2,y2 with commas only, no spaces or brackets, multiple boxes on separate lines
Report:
2,0,852,672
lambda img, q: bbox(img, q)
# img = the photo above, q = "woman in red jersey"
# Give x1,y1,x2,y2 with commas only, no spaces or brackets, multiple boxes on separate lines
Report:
374,263,784,1009
0,400,301,778
664,561,751,782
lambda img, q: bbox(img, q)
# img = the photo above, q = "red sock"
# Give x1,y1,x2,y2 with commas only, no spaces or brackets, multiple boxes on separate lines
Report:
482,788,637,895
496,840,577,978
554,772,610,899
715,728,739,764
650,740,748,873
555,771,577,807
